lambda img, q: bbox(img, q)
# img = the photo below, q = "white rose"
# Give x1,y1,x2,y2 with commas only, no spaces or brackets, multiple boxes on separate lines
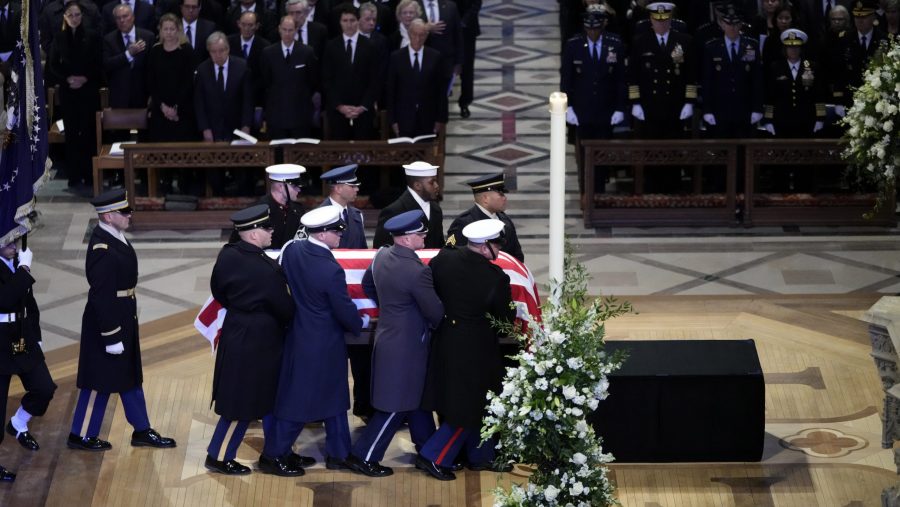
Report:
575,420,589,433
876,101,885,113
556,365,563,374
549,331,566,344
544,485,560,501
877,147,886,159
535,363,546,376
535,378,548,390
865,115,876,127
871,76,881,88
884,120,894,132
563,385,578,400
570,482,584,496
573,394,586,405
490,399,506,417
571,452,587,465
587,398,599,410
566,357,583,369
572,407,583,416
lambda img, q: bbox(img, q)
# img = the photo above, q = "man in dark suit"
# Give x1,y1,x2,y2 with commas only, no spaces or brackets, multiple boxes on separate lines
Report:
374,161,444,248
181,0,217,63
455,0,480,117
194,32,255,142
102,4,155,109
225,0,277,40
260,15,318,139
101,0,156,34
264,205,366,473
67,190,176,452
228,11,271,107
359,1,390,105
387,19,447,138
346,210,443,478
207,205,300,476
307,0,331,30
560,5,626,193
419,218,515,478
286,0,328,60
446,173,524,262
417,0,463,89
0,241,57,481
322,4,380,140
825,0,885,114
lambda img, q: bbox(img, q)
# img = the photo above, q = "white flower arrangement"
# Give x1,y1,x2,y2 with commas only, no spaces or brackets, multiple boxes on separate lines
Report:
482,250,631,507
841,36,900,216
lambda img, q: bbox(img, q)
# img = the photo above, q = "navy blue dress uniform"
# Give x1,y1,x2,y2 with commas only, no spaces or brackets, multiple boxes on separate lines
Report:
560,5,627,193
207,205,298,476
419,220,516,479
373,161,445,249
0,243,57,479
264,206,365,468
763,29,827,138
700,8,764,139
69,190,176,452
446,173,524,262
230,164,308,248
346,211,444,478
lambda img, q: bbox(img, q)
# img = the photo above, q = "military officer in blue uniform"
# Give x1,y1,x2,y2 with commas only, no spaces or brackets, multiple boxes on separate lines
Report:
445,173,524,262
0,240,57,482
560,4,627,193
346,210,443,478
762,29,826,139
319,164,372,421
230,164,308,248
419,219,516,480
206,205,300,476
264,206,366,471
68,189,176,452
373,161,444,249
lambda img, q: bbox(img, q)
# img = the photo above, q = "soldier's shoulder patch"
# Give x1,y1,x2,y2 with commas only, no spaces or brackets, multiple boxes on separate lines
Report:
92,243,109,251
446,234,457,247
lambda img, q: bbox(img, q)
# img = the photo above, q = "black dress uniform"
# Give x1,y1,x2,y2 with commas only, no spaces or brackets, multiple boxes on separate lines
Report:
701,35,764,138
0,248,57,464
445,173,524,262
229,165,307,248
763,37,826,138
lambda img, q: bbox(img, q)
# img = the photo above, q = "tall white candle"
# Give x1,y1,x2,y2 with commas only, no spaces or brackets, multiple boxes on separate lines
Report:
548,92,567,299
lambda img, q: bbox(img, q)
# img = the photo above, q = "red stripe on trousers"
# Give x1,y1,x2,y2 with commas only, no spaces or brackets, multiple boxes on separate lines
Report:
435,427,465,465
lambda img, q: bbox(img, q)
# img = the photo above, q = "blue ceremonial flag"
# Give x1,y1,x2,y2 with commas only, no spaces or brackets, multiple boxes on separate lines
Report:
0,0,51,246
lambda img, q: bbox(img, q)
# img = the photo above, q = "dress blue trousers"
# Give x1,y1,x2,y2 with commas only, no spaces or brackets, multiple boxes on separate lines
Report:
350,409,435,462
70,386,150,438
263,414,351,459
419,422,496,466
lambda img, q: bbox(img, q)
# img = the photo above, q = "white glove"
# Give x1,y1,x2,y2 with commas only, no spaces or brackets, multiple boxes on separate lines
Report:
565,106,579,126
631,104,645,121
813,121,824,133
17,248,33,269
361,314,371,329
106,342,124,355
834,105,846,117
679,103,694,120
702,114,716,126
750,112,764,124
764,123,776,135
610,111,624,125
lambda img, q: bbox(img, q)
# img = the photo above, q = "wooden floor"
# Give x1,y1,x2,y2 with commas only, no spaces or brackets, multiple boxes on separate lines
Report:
1,294,895,506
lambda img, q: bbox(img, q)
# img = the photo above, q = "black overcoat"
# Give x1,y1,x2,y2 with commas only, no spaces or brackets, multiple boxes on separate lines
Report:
0,263,45,375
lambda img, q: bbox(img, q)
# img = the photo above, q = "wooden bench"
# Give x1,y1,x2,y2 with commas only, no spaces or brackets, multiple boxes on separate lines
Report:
92,108,148,197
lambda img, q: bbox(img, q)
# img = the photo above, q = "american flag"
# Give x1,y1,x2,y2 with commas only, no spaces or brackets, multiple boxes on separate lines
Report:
195,248,542,352
0,0,51,246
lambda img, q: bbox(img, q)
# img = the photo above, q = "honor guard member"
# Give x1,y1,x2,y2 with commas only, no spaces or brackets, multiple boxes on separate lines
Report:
264,206,367,472
206,205,300,476
700,4,764,139
230,164,307,248
628,2,697,191
68,190,176,452
762,29,827,139
0,241,58,481
560,4,627,194
346,210,443,478
419,219,516,480
320,164,371,421
373,161,444,249
446,173,524,262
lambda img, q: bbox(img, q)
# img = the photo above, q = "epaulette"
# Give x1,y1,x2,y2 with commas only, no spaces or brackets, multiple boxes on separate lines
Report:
92,243,108,250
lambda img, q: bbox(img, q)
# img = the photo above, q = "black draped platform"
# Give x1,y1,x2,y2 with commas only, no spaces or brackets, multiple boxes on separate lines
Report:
589,339,765,462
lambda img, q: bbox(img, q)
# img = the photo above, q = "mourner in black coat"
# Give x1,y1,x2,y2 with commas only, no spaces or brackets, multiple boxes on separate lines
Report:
102,5,155,109
228,13,271,106
285,0,328,60
446,173,524,262
180,0,217,63
0,242,57,481
261,16,319,139
419,219,516,479
373,162,444,249
206,205,298,476
68,190,176,453
386,19,448,138
194,34,255,142
224,0,278,41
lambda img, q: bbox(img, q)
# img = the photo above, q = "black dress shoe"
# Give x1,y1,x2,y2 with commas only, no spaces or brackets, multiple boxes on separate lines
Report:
6,421,39,451
131,428,176,448
325,456,350,470
415,454,456,481
67,433,112,452
460,105,471,119
467,461,514,473
205,455,251,475
287,452,316,468
345,454,393,477
445,460,464,472
0,466,15,482
258,454,305,477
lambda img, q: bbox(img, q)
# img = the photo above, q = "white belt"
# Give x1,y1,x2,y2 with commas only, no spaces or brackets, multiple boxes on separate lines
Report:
117,288,136,297
0,314,16,323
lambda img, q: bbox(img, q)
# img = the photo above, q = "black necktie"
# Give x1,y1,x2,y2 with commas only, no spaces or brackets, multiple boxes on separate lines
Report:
341,208,348,224
346,38,352,62
825,0,832,17
243,43,249,58
730,42,738,62
860,35,867,50
299,26,305,44
659,36,665,48
217,65,224,91
285,46,290,60
186,25,193,48
413,51,420,72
